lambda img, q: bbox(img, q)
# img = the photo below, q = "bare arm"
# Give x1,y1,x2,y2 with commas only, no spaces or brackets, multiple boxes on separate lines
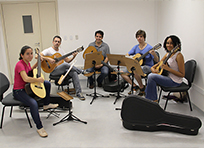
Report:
64,52,78,63
149,50,159,63
151,54,167,73
162,53,185,77
20,71,44,83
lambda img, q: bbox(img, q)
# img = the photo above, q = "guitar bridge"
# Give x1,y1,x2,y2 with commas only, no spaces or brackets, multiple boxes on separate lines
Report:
35,85,43,89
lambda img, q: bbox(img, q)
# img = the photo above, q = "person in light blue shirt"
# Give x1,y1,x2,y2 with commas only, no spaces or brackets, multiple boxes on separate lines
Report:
121,30,159,95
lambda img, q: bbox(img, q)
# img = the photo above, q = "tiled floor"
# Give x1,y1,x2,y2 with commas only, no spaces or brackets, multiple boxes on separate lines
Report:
0,80,204,148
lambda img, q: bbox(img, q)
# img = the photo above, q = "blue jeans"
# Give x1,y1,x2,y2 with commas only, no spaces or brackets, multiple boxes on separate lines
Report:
145,73,181,101
124,65,151,75
13,81,51,129
87,66,109,85
51,63,82,94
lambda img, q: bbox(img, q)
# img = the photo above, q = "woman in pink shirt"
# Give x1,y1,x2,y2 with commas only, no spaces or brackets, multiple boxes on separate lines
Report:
13,45,58,138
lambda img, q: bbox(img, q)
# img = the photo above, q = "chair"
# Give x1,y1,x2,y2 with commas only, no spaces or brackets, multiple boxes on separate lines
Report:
0,72,32,129
158,59,197,111
49,72,74,94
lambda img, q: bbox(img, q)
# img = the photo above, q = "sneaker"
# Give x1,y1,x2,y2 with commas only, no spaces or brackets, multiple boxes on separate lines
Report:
138,85,146,96
128,85,140,95
76,93,85,101
37,128,48,138
43,103,59,110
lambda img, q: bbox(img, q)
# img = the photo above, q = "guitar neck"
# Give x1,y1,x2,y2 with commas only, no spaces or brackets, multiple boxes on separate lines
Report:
55,46,84,62
101,61,115,72
163,53,172,64
137,43,161,61
137,50,151,61
36,48,41,77
56,51,75,62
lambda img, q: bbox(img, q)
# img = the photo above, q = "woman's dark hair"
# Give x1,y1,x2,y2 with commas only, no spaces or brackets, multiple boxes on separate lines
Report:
163,35,181,52
19,45,32,60
95,30,104,38
135,30,146,40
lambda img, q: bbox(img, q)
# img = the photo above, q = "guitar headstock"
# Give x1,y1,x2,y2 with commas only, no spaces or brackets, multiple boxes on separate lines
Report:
171,43,181,54
76,46,84,53
35,48,40,55
153,43,162,50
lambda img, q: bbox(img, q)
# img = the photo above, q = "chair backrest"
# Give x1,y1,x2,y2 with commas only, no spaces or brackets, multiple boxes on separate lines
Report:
154,51,160,64
185,60,197,87
0,72,10,101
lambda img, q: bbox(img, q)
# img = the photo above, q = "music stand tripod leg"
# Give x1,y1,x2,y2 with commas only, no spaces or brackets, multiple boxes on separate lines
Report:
112,62,126,104
53,101,87,126
130,68,135,95
87,63,109,105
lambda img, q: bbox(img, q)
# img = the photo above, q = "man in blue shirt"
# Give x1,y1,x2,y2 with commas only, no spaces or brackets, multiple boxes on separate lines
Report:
121,30,159,95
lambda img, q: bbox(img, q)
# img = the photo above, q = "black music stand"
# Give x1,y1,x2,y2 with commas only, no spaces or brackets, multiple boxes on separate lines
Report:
84,51,109,104
53,91,87,126
106,54,127,104
124,57,145,95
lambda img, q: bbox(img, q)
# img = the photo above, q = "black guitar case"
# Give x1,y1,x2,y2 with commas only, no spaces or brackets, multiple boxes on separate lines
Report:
121,95,202,135
50,94,72,110
102,74,128,92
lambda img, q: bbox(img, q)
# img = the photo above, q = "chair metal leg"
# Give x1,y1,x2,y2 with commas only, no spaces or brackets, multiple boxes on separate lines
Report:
158,89,162,103
9,106,13,117
0,106,6,129
164,92,171,110
24,108,32,128
186,91,193,111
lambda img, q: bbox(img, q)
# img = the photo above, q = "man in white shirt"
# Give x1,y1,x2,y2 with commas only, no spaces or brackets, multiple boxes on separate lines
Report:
40,35,85,100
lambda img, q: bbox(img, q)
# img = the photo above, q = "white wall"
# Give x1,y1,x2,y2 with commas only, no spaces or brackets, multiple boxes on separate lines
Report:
157,0,204,111
57,0,158,68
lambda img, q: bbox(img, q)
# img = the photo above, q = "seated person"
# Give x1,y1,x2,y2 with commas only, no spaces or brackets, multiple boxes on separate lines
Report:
40,35,85,100
121,29,159,95
145,35,185,102
86,30,111,89
13,45,58,138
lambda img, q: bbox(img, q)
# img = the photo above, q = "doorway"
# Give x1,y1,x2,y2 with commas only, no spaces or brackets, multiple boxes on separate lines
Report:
1,1,59,82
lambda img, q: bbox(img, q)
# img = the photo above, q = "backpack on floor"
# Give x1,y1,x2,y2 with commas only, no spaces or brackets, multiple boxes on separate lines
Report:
102,74,129,92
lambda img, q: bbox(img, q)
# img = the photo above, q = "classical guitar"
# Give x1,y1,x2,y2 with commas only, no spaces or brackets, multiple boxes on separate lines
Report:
41,46,84,73
83,46,128,77
155,43,181,76
132,43,162,65
83,46,104,59
25,48,46,99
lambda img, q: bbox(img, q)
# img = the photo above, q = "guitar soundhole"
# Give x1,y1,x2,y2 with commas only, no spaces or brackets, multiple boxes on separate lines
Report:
45,60,51,68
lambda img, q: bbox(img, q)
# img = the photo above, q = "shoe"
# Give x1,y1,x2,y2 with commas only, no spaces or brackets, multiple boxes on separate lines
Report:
98,83,102,87
138,85,146,96
153,100,158,103
162,95,177,100
89,84,94,89
128,85,140,95
82,70,93,77
82,70,86,74
37,128,48,138
76,93,85,101
43,103,59,110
